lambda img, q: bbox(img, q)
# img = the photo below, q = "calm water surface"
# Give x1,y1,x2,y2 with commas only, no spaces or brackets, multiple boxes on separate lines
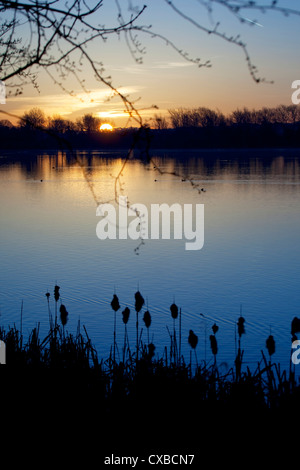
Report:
1,148,300,370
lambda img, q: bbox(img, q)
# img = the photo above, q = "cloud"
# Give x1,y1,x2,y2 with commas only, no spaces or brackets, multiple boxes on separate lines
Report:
110,61,194,74
6,86,144,117
152,61,195,69
96,106,157,120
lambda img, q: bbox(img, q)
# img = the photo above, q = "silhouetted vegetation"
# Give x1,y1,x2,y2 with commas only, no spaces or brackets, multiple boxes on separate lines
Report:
1,285,300,450
156,105,300,149
1,105,300,150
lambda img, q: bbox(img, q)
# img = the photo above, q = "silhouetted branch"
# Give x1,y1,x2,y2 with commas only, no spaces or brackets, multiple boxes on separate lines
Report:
164,0,270,83
0,0,149,122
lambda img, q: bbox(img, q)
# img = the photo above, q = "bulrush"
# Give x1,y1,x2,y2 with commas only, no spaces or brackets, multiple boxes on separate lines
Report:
235,316,245,380
188,330,198,349
111,294,120,313
54,285,60,327
290,317,300,377
111,294,120,365
135,290,144,361
170,303,178,320
188,329,198,372
210,334,218,356
291,317,300,336
135,291,144,313
170,302,179,363
266,334,275,358
122,307,130,325
143,310,151,329
143,310,151,345
60,304,68,327
122,307,130,363
210,323,219,365
45,291,52,329
237,316,245,338
54,285,60,302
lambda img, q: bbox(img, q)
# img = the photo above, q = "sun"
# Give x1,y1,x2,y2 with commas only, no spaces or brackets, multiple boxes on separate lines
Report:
100,123,113,132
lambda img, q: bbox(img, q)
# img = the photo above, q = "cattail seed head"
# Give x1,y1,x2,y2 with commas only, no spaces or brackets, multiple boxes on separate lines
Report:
111,294,120,312
143,310,151,328
170,303,178,320
237,316,245,338
266,334,275,357
188,330,198,349
60,304,68,326
135,291,144,313
291,317,300,336
122,307,130,325
210,334,218,356
54,285,60,302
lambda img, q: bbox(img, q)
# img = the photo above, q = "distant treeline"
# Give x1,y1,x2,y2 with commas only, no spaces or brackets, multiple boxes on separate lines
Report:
152,104,300,148
0,105,300,149
166,105,300,128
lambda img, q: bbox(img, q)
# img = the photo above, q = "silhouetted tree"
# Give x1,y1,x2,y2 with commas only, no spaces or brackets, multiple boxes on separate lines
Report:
48,115,76,134
0,119,13,128
80,114,102,133
230,107,254,125
169,107,226,128
153,114,169,130
19,107,46,129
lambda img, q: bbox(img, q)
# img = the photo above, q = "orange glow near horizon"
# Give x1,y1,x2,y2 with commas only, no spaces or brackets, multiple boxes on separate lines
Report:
100,123,114,132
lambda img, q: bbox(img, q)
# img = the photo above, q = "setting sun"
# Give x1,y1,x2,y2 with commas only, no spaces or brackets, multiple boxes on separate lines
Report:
100,123,113,132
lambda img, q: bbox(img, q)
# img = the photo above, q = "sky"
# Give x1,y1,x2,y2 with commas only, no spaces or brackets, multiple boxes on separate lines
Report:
2,0,300,127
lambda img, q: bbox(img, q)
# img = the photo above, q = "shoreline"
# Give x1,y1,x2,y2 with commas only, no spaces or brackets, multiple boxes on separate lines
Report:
1,147,300,158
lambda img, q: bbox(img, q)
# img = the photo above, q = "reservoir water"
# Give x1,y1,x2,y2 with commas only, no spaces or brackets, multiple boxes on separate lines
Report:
1,148,300,371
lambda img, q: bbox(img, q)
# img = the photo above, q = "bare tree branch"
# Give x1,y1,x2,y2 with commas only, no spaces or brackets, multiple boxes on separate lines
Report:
1,0,298,115
164,0,268,83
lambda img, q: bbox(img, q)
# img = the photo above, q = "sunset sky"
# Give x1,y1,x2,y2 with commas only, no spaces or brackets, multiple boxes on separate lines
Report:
3,0,300,126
